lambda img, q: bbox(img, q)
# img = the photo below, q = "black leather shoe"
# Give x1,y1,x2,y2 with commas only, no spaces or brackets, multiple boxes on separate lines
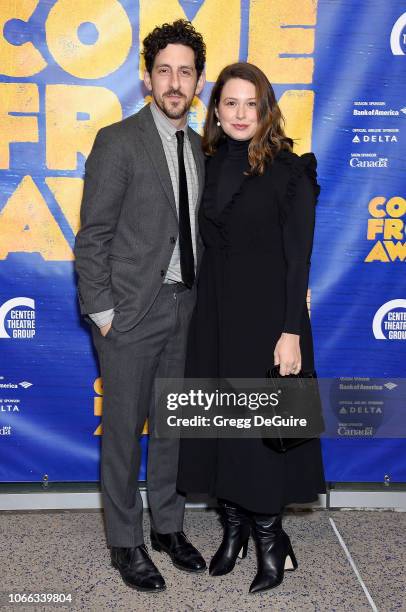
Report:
209,501,250,576
150,530,206,573
111,545,166,592
249,513,298,594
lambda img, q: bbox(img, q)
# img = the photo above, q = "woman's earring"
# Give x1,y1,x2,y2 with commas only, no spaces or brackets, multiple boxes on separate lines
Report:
216,121,221,127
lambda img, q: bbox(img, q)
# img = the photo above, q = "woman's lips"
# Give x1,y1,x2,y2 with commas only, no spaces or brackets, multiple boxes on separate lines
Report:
232,124,249,130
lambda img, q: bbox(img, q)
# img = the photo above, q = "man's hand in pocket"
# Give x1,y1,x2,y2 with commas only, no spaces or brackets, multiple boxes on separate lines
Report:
100,322,112,337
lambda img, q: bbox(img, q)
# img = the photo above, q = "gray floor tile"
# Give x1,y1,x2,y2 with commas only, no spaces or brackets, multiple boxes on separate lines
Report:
329,510,406,612
0,508,390,611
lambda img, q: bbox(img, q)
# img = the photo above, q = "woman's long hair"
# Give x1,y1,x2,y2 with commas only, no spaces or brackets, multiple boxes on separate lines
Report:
203,62,293,175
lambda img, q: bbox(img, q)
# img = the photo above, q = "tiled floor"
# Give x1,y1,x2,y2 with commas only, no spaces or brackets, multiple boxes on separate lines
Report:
1,508,405,611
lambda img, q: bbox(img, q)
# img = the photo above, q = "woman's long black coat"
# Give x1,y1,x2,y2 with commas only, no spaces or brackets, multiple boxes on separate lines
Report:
176,142,326,513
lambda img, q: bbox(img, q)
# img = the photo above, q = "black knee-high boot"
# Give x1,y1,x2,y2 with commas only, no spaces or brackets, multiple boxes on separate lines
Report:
249,512,298,594
209,500,251,576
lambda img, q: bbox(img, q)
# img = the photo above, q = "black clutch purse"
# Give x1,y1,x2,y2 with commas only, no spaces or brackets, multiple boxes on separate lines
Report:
263,365,324,453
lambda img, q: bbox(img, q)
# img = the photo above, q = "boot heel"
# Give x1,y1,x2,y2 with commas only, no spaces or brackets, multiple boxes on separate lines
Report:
284,546,298,571
238,540,248,559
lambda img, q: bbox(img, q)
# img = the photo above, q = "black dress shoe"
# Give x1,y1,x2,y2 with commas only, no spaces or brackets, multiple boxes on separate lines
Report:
249,513,298,594
150,530,206,573
111,545,166,592
209,501,250,576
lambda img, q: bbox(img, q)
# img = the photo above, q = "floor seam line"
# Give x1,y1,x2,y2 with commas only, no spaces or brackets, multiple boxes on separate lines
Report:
329,516,378,612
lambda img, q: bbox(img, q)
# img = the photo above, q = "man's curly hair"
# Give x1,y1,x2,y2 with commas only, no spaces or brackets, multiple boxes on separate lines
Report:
142,19,206,78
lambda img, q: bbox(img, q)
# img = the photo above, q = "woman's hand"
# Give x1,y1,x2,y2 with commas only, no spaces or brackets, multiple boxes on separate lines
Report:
274,333,301,376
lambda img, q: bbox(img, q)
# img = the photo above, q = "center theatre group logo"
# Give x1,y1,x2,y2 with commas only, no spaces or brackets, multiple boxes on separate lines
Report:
364,195,406,262
0,297,36,339
372,299,406,340
390,12,406,55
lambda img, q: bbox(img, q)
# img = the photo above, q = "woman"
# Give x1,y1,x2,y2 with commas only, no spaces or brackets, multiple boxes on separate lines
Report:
176,62,326,594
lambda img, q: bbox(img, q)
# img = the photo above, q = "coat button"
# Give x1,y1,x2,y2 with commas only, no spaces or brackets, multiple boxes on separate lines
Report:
160,270,165,277
170,236,176,244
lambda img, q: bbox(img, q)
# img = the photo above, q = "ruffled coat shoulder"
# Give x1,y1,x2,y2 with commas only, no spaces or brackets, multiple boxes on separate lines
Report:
275,150,321,222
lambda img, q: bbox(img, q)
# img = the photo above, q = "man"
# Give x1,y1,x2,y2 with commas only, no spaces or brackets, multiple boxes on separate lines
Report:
74,20,206,593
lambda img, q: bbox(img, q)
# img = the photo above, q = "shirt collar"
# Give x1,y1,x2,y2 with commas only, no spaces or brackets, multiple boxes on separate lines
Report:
150,100,188,141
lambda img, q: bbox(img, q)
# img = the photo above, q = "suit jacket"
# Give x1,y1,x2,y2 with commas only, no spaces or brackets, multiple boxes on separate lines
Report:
74,104,205,332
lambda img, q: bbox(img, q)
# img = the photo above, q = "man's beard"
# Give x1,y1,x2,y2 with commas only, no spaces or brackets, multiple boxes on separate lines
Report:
155,89,193,120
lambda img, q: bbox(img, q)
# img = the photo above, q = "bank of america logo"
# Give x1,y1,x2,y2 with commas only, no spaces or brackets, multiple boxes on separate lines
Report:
19,381,33,388
384,382,397,390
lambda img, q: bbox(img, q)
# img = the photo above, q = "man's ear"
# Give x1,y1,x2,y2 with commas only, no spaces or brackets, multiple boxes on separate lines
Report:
143,69,152,91
195,69,206,96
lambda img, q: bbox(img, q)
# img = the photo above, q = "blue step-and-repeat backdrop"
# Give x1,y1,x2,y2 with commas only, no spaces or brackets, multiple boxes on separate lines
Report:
0,0,405,483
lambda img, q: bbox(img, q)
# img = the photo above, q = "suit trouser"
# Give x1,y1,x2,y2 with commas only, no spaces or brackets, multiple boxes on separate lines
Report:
91,283,195,547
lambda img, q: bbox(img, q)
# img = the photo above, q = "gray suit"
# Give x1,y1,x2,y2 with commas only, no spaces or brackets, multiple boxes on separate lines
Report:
74,104,204,546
